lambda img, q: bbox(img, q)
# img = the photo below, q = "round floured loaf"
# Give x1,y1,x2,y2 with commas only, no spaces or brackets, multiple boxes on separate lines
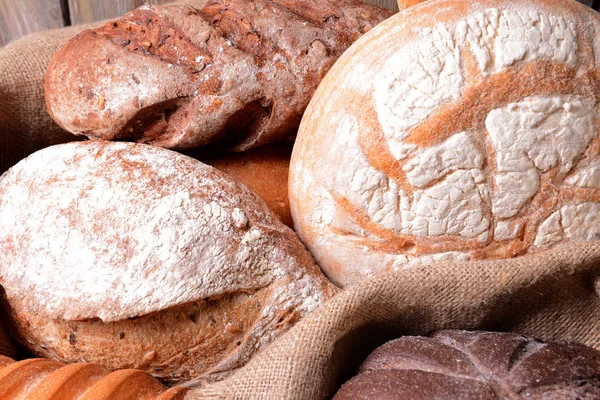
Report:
0,141,337,384
290,0,600,287
334,331,600,399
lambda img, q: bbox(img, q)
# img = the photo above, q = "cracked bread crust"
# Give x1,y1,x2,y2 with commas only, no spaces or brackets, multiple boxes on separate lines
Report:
289,0,600,287
0,141,337,384
334,331,600,399
44,0,394,151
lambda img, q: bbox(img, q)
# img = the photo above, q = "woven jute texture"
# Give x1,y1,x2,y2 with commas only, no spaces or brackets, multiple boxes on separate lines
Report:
185,242,600,399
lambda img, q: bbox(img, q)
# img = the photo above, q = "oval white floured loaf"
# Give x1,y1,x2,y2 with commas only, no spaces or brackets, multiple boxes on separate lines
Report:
290,0,600,287
0,141,337,384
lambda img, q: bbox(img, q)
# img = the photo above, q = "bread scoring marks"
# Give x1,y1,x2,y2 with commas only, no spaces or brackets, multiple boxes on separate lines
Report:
457,9,578,74
337,7,593,263
349,143,489,239
487,96,595,218
374,22,462,161
535,203,600,247
404,132,484,188
0,142,329,323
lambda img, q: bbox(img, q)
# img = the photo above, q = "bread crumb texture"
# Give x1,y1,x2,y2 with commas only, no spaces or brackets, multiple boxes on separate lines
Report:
290,0,600,286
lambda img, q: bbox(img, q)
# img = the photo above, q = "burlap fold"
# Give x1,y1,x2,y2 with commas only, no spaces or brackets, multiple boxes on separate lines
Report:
186,242,600,399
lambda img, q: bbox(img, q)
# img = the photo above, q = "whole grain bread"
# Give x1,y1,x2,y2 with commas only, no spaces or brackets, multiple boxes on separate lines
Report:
0,141,337,385
44,0,394,151
290,0,600,287
334,331,600,399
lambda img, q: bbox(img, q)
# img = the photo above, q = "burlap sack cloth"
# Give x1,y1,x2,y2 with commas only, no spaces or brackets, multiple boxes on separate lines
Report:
186,243,600,399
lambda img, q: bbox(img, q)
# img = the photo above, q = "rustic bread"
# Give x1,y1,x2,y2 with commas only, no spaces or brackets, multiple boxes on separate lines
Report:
0,141,337,385
334,330,600,399
0,356,188,399
44,0,394,151
194,142,293,227
289,0,600,287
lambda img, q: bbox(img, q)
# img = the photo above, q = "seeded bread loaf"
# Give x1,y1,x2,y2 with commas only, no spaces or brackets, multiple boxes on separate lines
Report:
334,330,600,399
290,0,600,287
0,141,337,385
44,0,394,151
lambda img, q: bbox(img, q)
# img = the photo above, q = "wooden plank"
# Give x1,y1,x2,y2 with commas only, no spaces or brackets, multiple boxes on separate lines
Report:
362,0,399,11
0,0,64,46
68,0,174,25
68,0,400,26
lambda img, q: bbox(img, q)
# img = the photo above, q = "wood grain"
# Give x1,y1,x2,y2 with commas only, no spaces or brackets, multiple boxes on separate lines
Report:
0,0,64,46
363,0,400,11
67,0,173,25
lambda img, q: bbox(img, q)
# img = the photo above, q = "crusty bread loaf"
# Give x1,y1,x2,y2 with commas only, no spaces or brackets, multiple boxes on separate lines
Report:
44,0,394,151
194,142,293,227
0,356,188,399
334,331,600,399
0,141,337,384
290,0,600,287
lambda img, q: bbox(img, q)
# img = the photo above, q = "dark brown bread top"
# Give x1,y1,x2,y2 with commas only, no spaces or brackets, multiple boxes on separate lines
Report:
334,331,600,399
45,0,394,151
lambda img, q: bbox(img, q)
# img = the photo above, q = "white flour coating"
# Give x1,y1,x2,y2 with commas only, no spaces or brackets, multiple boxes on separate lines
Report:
407,251,471,267
289,1,600,287
565,160,600,188
457,8,578,74
403,132,484,188
349,166,489,238
535,203,600,247
487,96,595,218
409,170,489,238
0,142,331,322
374,22,462,160
494,221,520,240
351,166,406,232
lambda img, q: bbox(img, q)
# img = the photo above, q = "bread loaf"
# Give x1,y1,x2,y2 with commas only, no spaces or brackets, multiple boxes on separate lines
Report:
195,142,293,227
334,330,600,399
0,356,188,399
44,0,394,151
0,141,337,384
290,0,600,287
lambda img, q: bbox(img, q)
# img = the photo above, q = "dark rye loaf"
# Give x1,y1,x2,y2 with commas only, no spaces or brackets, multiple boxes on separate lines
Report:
334,331,600,399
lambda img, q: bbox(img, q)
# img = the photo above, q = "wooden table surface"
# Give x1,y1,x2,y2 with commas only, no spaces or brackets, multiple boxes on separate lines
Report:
0,0,399,47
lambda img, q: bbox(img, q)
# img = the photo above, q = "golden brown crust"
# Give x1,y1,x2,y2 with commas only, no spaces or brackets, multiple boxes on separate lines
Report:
44,1,394,151
0,356,190,399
